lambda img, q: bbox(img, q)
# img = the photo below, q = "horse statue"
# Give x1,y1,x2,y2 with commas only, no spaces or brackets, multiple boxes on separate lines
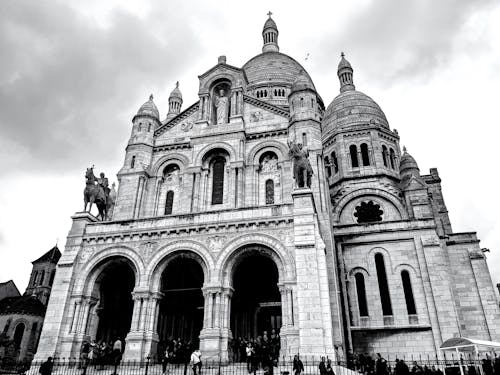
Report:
83,167,109,221
288,138,313,188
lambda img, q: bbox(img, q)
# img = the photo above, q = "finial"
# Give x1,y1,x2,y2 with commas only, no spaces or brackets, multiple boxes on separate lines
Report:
267,11,273,18
149,94,154,100
403,146,407,153
176,81,179,88
56,238,59,247
341,52,345,58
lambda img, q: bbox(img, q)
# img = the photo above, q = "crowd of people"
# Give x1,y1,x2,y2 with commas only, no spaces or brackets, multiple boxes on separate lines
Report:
230,330,281,373
79,338,123,368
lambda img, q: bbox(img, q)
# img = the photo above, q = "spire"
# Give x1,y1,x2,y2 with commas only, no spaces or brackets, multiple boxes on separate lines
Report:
262,12,279,53
337,52,355,92
166,81,183,121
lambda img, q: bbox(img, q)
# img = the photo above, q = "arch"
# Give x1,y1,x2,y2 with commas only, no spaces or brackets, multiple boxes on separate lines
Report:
382,145,388,167
39,270,45,285
164,190,174,214
13,322,25,349
361,143,370,166
354,273,369,317
246,140,288,166
348,266,370,278
216,234,294,286
324,156,332,177
265,179,275,204
146,240,214,291
211,156,226,204
75,247,144,296
194,142,236,166
401,270,417,315
332,188,407,223
389,148,396,169
374,253,392,316
151,153,190,176
331,151,339,174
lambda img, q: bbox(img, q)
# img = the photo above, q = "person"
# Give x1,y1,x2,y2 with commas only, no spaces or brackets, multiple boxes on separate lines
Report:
246,343,254,373
39,357,54,375
395,359,410,375
112,338,123,365
319,357,327,375
215,89,228,125
376,353,388,375
98,172,110,197
411,361,423,375
190,349,202,375
80,341,90,369
326,359,335,375
293,355,304,375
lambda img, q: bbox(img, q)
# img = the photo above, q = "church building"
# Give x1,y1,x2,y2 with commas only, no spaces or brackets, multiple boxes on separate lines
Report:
35,15,500,361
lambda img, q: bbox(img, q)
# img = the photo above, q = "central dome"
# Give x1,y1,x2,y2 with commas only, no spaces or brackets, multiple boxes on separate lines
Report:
243,52,315,89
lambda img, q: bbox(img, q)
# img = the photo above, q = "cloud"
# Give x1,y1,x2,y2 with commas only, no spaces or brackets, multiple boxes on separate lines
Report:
0,0,203,177
313,0,497,87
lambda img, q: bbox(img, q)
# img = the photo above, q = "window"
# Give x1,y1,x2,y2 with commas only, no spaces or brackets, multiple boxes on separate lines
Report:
375,253,392,316
302,132,308,146
265,179,275,204
13,323,25,349
165,191,174,215
382,145,388,167
354,201,383,223
401,271,417,315
389,148,396,169
131,155,136,169
332,152,339,174
39,270,45,285
32,271,38,286
211,157,225,205
325,156,332,177
355,273,369,317
361,143,370,166
350,145,359,168
2,319,11,334
49,270,56,286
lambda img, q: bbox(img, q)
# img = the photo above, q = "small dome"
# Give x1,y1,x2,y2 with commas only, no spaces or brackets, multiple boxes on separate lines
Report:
169,82,182,100
399,147,420,176
291,73,315,93
323,90,389,137
137,94,159,120
263,17,277,31
338,53,352,71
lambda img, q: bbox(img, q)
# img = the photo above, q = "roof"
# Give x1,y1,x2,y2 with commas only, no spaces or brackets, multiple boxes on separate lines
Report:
440,337,500,351
0,281,21,301
0,295,46,316
263,17,278,31
242,52,315,89
135,94,160,120
32,246,61,264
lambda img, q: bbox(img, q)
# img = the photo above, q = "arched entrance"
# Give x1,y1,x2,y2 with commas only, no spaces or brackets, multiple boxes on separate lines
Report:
230,253,282,341
94,258,135,344
156,256,204,359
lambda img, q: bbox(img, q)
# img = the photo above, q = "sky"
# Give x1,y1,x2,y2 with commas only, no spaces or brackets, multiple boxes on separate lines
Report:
0,0,499,292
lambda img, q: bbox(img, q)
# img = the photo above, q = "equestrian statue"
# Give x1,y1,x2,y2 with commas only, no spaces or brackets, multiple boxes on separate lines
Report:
288,137,313,188
83,166,114,221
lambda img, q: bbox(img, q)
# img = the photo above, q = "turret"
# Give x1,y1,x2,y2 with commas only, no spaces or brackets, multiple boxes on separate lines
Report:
114,95,160,220
337,52,355,92
24,246,61,306
262,12,279,53
166,82,183,121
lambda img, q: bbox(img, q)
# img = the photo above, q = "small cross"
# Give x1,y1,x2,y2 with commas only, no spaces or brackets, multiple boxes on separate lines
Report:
341,52,345,58
267,11,273,18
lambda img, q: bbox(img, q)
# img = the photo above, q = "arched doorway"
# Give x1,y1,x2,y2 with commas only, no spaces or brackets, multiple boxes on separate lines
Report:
156,256,204,359
230,253,282,341
94,258,135,344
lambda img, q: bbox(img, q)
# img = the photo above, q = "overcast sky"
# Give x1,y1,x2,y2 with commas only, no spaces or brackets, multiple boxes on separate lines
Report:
1,0,499,292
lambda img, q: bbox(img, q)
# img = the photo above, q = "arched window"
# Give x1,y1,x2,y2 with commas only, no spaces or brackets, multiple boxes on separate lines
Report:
354,201,383,223
389,148,396,169
39,270,45,286
274,89,277,96
32,271,38,286
355,273,369,317
325,156,332,177
13,323,25,349
131,155,136,169
49,270,56,286
265,179,275,205
350,145,359,168
382,145,388,167
211,157,225,205
332,152,339,174
361,143,370,166
164,191,174,215
375,253,392,316
401,270,417,315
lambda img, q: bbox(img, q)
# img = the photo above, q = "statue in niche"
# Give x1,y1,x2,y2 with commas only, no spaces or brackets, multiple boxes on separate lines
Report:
288,138,313,188
215,89,228,125
260,154,278,173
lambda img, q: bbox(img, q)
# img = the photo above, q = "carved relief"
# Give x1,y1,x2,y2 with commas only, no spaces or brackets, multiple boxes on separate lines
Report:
78,245,97,264
250,111,264,122
181,121,193,132
208,235,227,252
141,241,158,260
260,154,278,173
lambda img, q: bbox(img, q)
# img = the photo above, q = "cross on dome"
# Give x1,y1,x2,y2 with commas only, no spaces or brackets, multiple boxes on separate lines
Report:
267,11,273,18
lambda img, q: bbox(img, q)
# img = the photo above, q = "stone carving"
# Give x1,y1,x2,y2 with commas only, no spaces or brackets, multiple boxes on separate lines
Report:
78,245,97,264
215,89,228,125
287,138,313,188
141,241,157,260
181,121,193,132
250,111,263,122
260,154,278,173
208,235,226,252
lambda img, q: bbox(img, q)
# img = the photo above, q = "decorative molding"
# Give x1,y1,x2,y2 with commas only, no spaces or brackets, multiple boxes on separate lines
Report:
243,94,289,117
155,101,200,136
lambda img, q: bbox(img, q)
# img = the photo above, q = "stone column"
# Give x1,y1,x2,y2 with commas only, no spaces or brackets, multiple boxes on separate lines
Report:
69,300,81,334
143,292,162,359
200,287,225,361
279,286,289,327
192,171,202,212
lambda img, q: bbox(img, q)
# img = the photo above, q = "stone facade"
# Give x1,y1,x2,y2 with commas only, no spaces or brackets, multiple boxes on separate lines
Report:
35,15,500,362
